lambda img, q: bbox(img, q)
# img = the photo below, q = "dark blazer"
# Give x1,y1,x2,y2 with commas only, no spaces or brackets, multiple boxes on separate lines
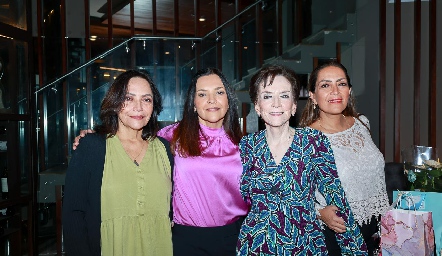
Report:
62,134,173,256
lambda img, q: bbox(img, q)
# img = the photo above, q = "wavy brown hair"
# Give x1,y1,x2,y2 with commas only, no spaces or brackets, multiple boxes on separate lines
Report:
298,61,358,128
170,68,242,157
94,69,163,140
249,65,300,105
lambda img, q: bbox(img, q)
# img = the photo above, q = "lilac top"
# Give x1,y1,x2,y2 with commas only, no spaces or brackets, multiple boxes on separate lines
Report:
157,123,249,227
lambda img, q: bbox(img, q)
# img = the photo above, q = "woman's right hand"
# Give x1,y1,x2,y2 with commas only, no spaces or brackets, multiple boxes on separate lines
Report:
318,205,347,233
72,129,95,150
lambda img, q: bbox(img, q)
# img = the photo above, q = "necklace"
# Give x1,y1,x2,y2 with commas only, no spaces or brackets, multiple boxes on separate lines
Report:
124,141,147,166
318,114,349,133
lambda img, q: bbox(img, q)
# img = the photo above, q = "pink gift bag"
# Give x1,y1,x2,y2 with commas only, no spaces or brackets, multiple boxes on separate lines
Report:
381,209,435,256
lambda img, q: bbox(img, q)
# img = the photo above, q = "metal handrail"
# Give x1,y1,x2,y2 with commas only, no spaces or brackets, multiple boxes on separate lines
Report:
35,0,265,94
34,35,201,94
201,0,263,40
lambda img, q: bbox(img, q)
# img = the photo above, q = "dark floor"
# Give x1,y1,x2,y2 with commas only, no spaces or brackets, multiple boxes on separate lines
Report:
37,236,59,256
35,204,63,256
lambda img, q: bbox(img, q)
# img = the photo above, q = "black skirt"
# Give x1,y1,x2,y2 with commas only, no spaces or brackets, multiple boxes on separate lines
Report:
172,216,245,256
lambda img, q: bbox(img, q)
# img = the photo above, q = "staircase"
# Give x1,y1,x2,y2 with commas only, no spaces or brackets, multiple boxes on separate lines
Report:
234,13,357,102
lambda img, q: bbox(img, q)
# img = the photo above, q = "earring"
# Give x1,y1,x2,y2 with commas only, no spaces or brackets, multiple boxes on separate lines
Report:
194,107,197,112
313,103,317,110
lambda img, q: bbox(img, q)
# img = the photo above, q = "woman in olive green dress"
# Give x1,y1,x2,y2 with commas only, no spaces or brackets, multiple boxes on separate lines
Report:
63,70,173,256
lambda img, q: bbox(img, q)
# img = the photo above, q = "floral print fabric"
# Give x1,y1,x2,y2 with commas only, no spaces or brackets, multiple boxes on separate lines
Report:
236,127,367,255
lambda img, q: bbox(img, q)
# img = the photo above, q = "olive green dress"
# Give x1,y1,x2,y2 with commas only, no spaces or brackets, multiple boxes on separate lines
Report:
100,136,172,255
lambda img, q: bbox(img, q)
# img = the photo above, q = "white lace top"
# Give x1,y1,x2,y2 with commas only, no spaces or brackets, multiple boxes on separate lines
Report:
315,115,390,225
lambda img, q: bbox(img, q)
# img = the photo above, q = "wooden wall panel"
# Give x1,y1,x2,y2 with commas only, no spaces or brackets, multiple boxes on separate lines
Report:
381,1,439,161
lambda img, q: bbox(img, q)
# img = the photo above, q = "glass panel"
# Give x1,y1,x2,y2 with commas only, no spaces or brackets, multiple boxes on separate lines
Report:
262,2,278,61
90,72,109,129
282,0,296,49
68,72,88,149
18,121,30,195
67,38,86,71
44,86,66,168
221,25,237,84
310,0,355,35
0,0,27,30
240,8,256,77
178,59,196,122
146,40,177,121
0,37,29,114
200,35,217,69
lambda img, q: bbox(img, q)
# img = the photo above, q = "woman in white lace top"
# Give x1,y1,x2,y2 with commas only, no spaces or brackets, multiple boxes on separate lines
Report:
299,61,389,255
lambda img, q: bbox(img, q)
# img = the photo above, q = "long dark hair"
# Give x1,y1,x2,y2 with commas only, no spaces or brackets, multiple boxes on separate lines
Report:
299,61,358,127
171,68,242,156
95,69,163,140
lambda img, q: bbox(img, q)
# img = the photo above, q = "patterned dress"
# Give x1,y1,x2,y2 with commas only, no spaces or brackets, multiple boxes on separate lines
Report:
236,127,367,255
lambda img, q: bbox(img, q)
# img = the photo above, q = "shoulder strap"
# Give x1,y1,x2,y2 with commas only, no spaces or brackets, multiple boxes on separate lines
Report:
157,136,174,169
157,136,174,221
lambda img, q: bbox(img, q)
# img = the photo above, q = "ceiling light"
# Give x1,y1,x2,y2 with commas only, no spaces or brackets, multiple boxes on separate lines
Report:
199,16,205,22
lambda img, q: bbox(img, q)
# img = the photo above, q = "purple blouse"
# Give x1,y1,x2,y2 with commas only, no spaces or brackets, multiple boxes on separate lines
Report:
157,123,248,227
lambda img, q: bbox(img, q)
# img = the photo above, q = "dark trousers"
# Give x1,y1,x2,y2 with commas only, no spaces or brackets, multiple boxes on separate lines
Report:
172,217,245,256
324,215,379,256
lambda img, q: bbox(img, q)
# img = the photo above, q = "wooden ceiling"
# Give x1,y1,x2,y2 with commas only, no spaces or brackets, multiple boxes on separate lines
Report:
89,0,254,38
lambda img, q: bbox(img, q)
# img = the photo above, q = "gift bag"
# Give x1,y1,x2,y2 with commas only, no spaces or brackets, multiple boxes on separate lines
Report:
380,208,435,256
393,191,442,256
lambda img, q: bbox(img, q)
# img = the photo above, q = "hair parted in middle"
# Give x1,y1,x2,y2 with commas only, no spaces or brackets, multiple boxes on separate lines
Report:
298,61,358,128
170,67,242,157
94,69,163,140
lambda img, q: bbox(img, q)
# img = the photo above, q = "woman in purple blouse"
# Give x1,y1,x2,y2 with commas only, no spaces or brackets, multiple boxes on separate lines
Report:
73,68,248,255
157,68,248,255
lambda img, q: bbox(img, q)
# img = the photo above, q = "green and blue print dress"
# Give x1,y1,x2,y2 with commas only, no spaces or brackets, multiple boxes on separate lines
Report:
236,128,367,255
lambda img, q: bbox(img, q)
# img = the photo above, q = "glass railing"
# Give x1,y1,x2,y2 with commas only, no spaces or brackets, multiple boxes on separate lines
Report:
35,0,357,169
36,36,201,168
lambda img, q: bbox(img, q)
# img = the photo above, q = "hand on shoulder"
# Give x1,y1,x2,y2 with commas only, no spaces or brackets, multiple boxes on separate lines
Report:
72,129,95,150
